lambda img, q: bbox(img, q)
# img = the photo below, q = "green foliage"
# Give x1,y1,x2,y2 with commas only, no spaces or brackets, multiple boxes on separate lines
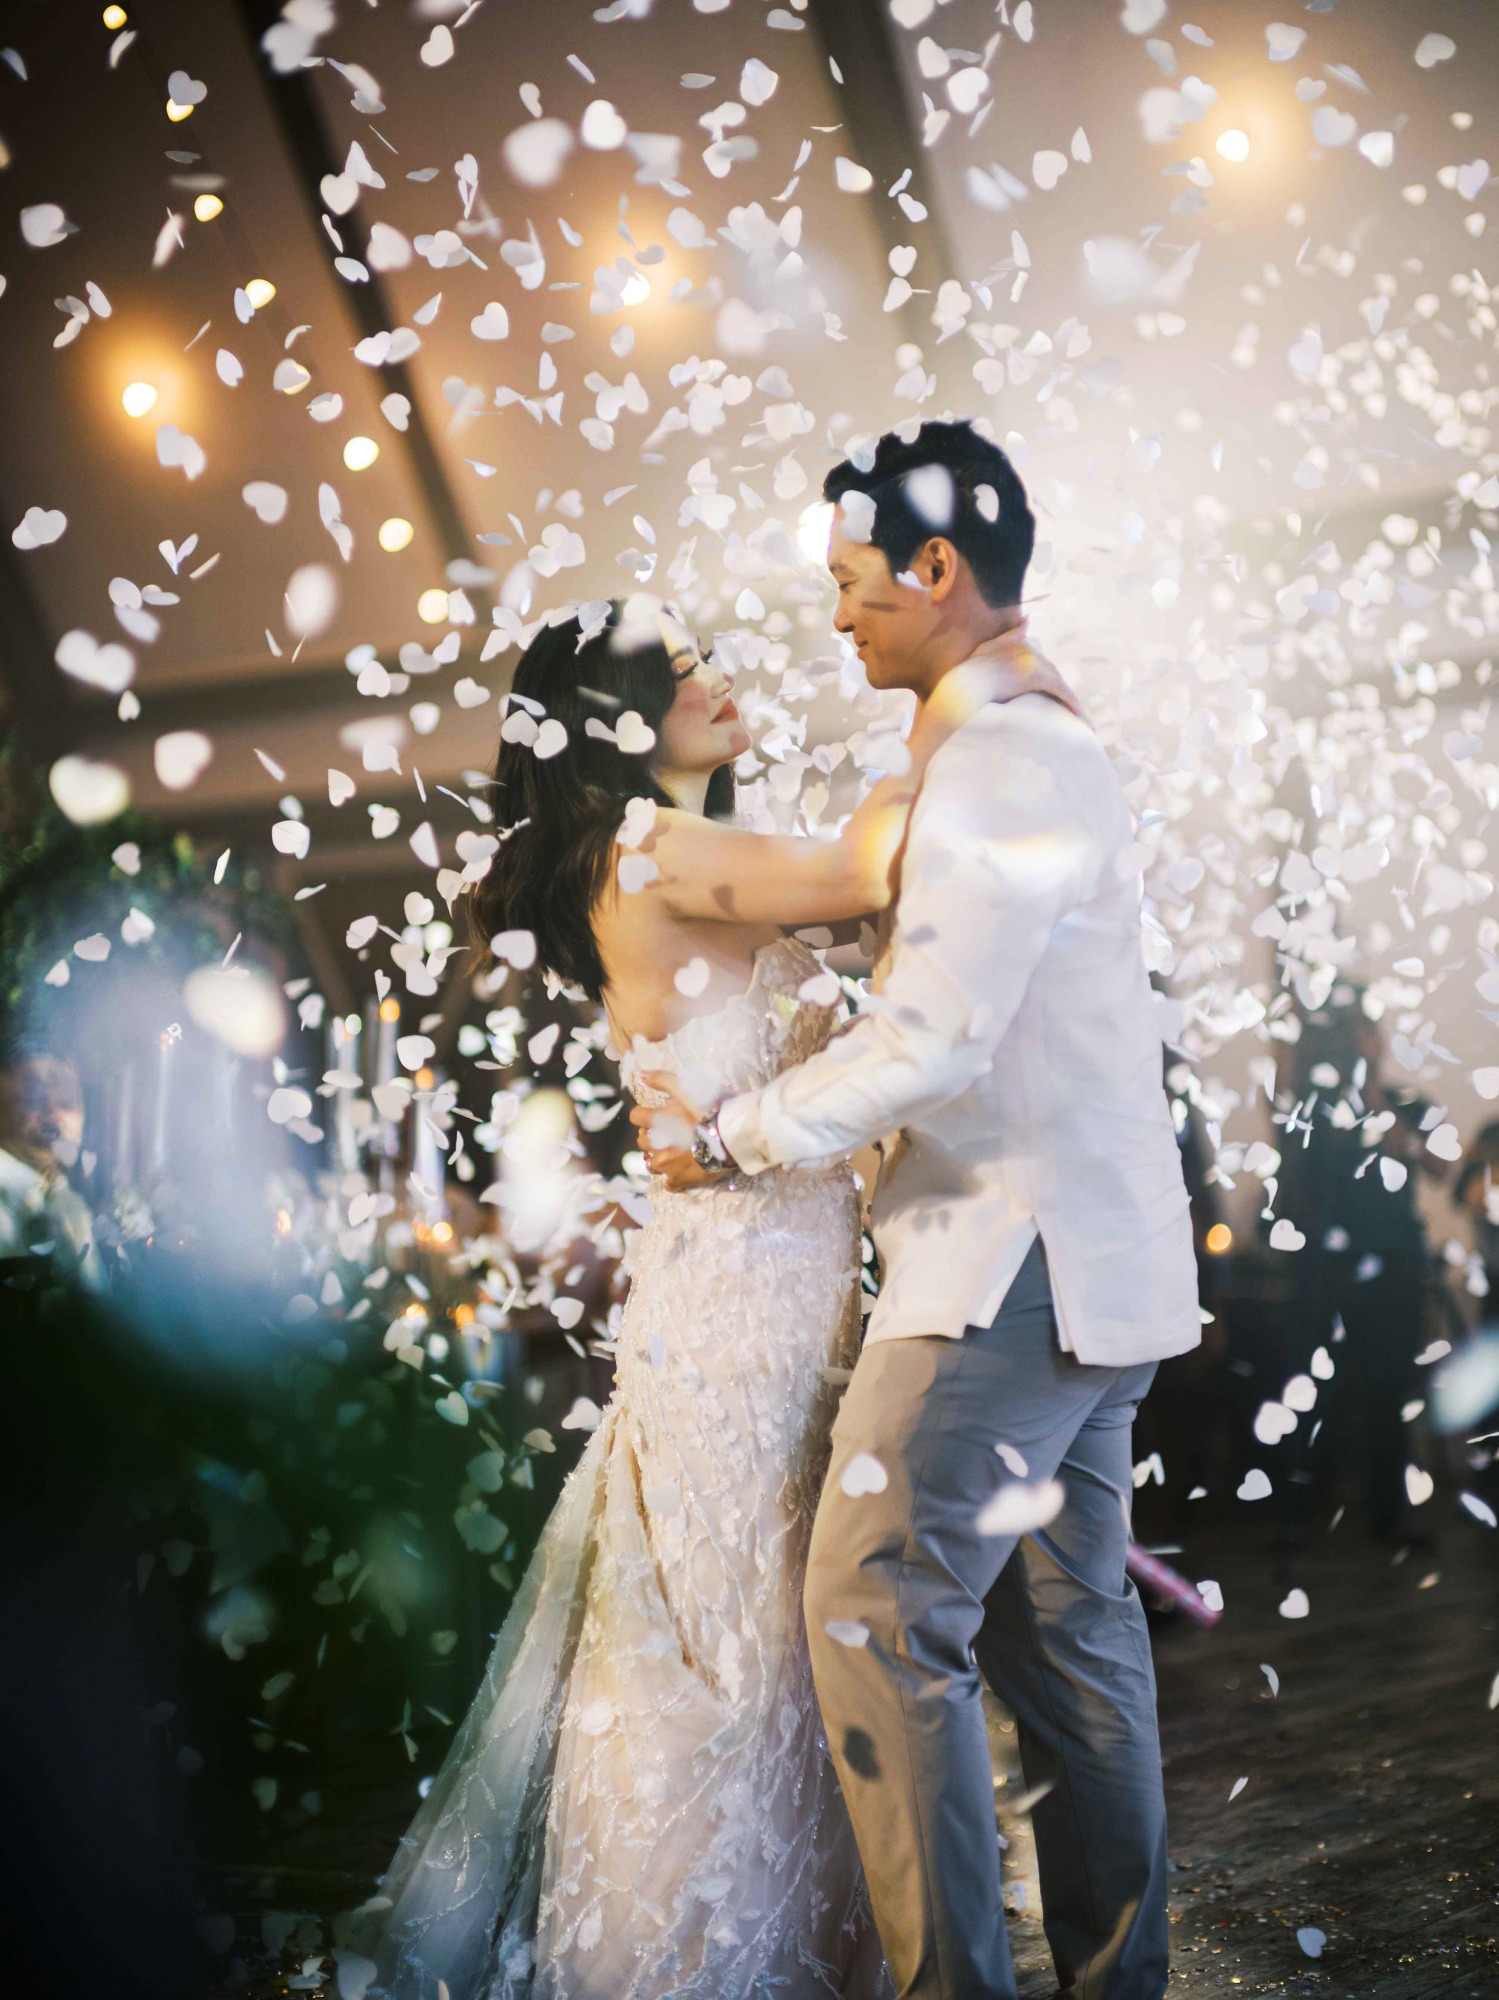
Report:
0,735,292,1036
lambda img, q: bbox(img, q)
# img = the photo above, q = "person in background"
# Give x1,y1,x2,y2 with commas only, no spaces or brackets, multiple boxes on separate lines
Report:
0,1038,102,1286
1454,1118,1499,1316
1279,986,1447,1543
0,1035,198,1997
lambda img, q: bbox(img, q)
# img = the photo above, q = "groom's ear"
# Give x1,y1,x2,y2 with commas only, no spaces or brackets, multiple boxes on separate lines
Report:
915,536,963,603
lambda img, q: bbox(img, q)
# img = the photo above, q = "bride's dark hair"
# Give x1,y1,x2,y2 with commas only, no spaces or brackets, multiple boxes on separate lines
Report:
469,599,737,1003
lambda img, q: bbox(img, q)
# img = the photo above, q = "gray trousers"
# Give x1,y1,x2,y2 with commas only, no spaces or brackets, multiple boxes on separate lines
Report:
805,1235,1169,2000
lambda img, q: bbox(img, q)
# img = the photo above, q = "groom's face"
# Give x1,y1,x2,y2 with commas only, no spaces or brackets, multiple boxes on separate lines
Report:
827,508,938,694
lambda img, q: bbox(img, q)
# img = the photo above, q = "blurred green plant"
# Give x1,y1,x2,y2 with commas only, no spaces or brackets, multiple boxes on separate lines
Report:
0,734,293,1038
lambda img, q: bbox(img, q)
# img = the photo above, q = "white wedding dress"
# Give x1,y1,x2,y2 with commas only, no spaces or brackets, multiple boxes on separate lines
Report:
365,938,891,2000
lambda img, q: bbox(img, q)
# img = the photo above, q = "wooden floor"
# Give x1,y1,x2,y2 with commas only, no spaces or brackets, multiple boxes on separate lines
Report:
216,1515,1499,1997
999,1517,1499,1998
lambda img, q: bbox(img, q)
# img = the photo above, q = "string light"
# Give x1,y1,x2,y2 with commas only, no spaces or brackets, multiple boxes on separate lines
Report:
243,277,276,309
342,435,379,471
102,5,127,26
417,588,450,624
193,193,223,222
1216,129,1251,163
121,381,158,418
378,517,414,552
165,98,194,122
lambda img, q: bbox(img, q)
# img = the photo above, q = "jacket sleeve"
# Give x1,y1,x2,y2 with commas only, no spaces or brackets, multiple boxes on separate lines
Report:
717,720,1097,1174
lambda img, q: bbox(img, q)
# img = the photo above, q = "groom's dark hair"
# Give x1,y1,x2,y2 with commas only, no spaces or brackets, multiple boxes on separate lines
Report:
823,418,1035,610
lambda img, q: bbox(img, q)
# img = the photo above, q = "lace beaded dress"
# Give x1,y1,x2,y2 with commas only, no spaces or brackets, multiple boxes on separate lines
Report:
366,938,890,2000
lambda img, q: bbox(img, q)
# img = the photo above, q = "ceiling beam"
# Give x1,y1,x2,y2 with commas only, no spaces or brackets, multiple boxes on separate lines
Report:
0,540,87,761
805,0,957,355
230,0,472,568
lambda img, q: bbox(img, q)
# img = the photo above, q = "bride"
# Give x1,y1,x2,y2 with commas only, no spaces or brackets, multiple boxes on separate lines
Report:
361,594,1001,2000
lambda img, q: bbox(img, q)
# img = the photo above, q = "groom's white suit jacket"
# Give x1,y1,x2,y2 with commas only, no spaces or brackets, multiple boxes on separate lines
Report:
718,629,1202,1369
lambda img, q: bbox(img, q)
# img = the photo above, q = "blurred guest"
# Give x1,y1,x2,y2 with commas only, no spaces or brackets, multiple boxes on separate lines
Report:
0,1215,199,1996
0,1038,102,1286
1454,1117,1499,1316
1278,986,1446,1543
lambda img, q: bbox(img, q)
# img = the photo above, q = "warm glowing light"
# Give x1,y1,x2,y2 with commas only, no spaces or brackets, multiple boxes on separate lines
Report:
193,193,224,222
414,1066,435,1090
244,277,277,309
417,588,450,625
454,1303,476,1327
343,434,379,471
797,501,834,568
165,98,194,122
1205,1223,1233,1255
620,270,651,307
403,1301,426,1319
121,380,159,418
379,998,401,1023
102,4,127,26
432,1220,454,1244
378,516,414,553
274,1208,292,1236
1215,129,1250,164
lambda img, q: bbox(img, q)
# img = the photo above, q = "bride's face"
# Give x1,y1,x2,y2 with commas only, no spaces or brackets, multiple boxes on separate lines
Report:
653,614,751,778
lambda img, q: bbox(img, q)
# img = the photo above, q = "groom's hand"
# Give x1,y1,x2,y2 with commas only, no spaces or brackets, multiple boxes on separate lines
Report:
629,1074,721,1190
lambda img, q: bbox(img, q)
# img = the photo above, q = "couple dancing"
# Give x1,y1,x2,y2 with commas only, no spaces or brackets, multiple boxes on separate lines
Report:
362,419,1201,2000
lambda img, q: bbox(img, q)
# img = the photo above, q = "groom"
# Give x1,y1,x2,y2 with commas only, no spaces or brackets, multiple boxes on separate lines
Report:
639,418,1201,2000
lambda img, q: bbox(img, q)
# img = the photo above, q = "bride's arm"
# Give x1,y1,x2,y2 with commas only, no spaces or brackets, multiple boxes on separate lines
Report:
635,668,997,928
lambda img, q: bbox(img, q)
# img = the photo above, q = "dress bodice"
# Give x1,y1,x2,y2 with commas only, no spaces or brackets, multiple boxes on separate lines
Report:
621,936,842,1116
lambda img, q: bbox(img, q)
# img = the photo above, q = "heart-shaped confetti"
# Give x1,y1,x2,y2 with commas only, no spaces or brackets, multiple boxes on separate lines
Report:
243,480,288,524
470,301,510,340
1311,105,1357,148
154,730,213,790
12,505,66,549
21,203,70,248
1032,149,1068,191
272,818,311,858
615,710,657,755
1264,22,1305,61
839,1453,889,1497
1414,32,1455,69
580,99,627,150
55,628,134,692
320,171,358,214
504,118,574,187
49,755,129,824
617,853,660,894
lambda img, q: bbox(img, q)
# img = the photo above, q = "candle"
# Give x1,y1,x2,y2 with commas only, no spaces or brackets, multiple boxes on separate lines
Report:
325,1013,361,1173
113,1057,136,1195
374,996,401,1161
411,1066,447,1224
150,1026,178,1177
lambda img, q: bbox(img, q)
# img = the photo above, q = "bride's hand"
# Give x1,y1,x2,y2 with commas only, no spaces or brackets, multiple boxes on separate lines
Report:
629,1076,723,1190
911,658,1021,753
